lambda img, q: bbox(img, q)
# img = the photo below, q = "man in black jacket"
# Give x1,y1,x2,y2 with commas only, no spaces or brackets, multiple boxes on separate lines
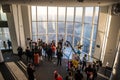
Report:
27,63,35,80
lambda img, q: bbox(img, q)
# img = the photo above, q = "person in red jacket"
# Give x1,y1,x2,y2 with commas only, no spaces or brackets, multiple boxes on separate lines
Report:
54,70,63,80
51,45,56,57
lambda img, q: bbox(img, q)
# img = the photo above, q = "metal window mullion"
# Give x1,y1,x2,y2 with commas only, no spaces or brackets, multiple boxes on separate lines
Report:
46,6,48,43
73,7,76,47
30,6,32,39
89,7,95,56
81,7,85,45
36,6,38,41
56,7,58,46
65,7,67,41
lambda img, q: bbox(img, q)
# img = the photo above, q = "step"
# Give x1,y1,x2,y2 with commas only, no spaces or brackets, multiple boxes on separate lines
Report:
5,62,27,80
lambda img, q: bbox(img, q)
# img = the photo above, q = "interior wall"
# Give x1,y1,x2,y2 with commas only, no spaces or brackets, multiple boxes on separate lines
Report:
93,6,108,60
110,30,120,80
94,5,120,67
103,14,120,67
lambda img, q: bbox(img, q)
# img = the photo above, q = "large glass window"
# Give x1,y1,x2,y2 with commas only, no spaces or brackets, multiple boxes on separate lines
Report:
67,35,73,44
38,35,46,42
66,22,73,34
31,6,36,21
83,23,92,39
75,7,83,22
74,23,82,36
58,34,64,41
0,6,7,21
93,24,97,40
48,34,56,43
31,6,99,55
32,22,37,35
58,7,65,21
48,22,56,33
37,6,47,21
83,38,90,53
0,6,10,49
33,35,37,42
74,36,80,47
0,28,11,49
38,22,47,34
84,7,93,23
67,7,74,21
48,7,57,21
58,22,65,34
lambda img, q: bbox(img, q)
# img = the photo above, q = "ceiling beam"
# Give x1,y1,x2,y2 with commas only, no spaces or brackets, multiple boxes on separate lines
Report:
0,0,119,6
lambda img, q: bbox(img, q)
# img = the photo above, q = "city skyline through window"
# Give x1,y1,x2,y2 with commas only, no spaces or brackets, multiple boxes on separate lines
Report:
31,6,99,54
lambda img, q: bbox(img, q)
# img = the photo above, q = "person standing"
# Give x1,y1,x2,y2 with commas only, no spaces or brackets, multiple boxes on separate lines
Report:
7,40,12,50
74,70,83,80
29,40,33,50
92,64,97,80
27,63,35,80
47,44,52,61
51,44,56,58
82,54,87,71
66,71,74,80
26,47,32,62
17,46,23,60
85,64,93,80
56,43,63,66
3,41,7,49
42,43,47,58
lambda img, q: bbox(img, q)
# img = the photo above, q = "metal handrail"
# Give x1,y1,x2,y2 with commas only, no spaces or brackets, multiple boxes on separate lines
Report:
66,40,100,61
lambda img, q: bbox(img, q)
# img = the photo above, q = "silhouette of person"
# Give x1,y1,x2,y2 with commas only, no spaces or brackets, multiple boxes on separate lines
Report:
7,40,12,50
3,41,7,49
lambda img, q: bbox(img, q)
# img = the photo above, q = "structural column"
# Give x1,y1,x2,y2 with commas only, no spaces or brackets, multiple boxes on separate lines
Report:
21,5,31,47
6,4,27,53
93,6,109,60
6,5,18,53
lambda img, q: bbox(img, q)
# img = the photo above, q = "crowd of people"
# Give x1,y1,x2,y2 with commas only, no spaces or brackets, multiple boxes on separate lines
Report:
17,39,63,64
65,53,102,80
16,38,102,80
22,38,63,80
